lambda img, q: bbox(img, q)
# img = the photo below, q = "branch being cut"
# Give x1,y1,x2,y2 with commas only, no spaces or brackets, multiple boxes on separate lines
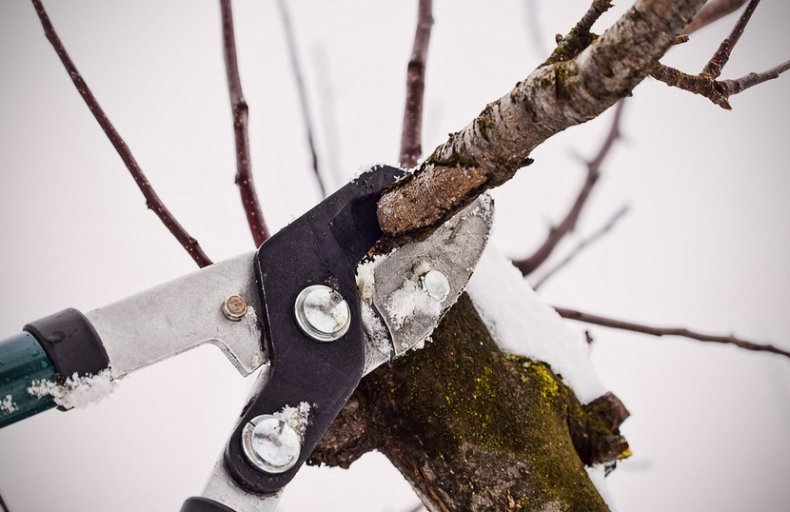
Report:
31,0,213,268
555,307,790,359
514,99,626,276
276,0,327,197
378,0,708,241
399,0,434,169
219,0,270,246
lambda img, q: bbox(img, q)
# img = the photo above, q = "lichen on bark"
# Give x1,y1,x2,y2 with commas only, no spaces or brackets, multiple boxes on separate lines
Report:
312,295,629,511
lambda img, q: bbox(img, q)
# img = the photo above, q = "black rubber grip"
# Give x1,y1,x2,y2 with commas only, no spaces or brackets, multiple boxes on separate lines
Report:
24,308,109,381
180,497,236,512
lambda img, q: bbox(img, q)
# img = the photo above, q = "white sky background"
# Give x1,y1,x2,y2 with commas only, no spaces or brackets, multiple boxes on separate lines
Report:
0,0,788,511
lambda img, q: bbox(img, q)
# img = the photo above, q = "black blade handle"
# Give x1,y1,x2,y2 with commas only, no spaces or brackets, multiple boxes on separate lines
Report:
180,497,236,512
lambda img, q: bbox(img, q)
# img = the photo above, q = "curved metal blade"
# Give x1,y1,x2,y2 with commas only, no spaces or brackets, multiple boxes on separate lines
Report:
362,194,494,372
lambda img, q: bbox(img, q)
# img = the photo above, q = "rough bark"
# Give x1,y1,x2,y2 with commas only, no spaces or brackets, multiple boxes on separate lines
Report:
312,296,629,512
377,0,706,240
314,1,706,511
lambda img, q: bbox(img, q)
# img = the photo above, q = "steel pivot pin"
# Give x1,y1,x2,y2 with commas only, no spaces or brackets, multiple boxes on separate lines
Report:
242,415,301,474
294,285,350,342
420,269,450,302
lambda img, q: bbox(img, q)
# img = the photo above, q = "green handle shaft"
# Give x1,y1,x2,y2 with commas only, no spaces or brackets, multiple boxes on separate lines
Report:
0,332,56,428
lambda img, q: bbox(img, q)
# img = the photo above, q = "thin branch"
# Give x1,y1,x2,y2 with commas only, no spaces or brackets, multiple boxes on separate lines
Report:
31,0,213,268
0,489,9,512
532,204,629,290
701,0,760,78
524,0,549,58
685,0,748,34
275,0,327,197
555,307,790,359
513,99,626,276
219,0,269,247
652,59,790,110
399,0,434,169
545,0,613,65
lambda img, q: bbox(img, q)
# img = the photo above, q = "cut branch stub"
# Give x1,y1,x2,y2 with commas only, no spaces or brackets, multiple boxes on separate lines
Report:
377,0,707,240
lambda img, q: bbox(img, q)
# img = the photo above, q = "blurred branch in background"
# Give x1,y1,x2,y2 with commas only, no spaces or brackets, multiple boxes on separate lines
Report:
399,0,434,168
219,0,270,246
513,99,627,276
532,204,630,290
30,0,213,268
555,307,790,359
685,0,747,33
276,0,327,197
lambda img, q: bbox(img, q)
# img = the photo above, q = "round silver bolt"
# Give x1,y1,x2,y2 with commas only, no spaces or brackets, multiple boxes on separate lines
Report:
222,294,248,321
294,285,350,342
242,415,301,474
420,269,450,302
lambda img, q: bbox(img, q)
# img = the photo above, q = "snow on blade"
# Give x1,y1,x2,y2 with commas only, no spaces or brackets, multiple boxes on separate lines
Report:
466,245,607,404
0,394,18,414
275,402,311,441
356,254,393,358
27,368,116,409
385,279,442,329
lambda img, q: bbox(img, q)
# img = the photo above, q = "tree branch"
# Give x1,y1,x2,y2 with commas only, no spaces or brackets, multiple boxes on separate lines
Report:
399,0,434,169
652,59,790,110
513,99,626,275
545,0,613,65
31,0,213,268
555,307,790,359
684,0,748,34
701,0,759,78
378,0,708,241
275,0,327,197
532,204,630,290
219,0,269,246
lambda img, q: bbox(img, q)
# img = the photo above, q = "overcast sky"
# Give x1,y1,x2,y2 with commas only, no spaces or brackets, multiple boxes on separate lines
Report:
0,1,788,511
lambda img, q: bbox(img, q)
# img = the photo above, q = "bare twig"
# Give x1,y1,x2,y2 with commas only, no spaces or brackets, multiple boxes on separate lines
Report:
513,100,626,276
652,59,789,110
31,0,213,268
276,0,327,197
702,0,759,78
685,0,748,34
650,0,788,109
532,204,629,290
219,0,269,246
0,488,9,512
399,0,434,168
545,0,612,65
555,307,790,359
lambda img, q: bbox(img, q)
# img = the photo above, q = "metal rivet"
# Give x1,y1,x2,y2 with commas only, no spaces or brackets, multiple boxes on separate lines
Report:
222,295,248,321
294,285,350,342
242,415,301,474
420,269,450,302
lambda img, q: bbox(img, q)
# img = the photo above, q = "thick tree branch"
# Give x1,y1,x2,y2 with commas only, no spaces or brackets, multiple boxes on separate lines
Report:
275,0,327,197
31,0,213,268
555,307,790,359
219,0,269,246
514,100,626,276
685,0,748,34
378,0,708,241
399,0,434,169
532,204,630,290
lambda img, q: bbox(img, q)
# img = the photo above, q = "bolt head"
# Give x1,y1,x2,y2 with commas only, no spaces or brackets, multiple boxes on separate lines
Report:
242,415,301,474
294,285,350,342
420,269,450,302
222,295,248,321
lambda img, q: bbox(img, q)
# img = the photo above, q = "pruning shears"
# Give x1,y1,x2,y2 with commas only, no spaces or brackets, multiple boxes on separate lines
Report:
0,166,493,511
